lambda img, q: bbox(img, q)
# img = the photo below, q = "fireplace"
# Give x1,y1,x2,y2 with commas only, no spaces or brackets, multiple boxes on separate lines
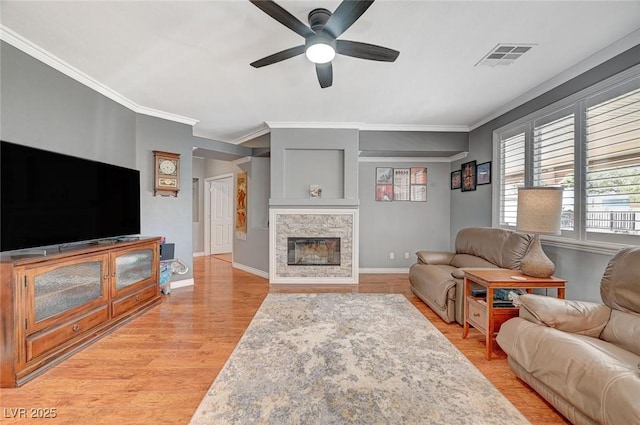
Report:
270,209,358,284
287,237,341,266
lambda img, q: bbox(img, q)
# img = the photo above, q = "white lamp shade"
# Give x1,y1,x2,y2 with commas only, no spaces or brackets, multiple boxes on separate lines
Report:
305,43,335,64
516,186,563,235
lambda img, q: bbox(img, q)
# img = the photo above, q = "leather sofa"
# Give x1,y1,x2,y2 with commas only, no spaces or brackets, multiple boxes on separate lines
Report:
409,227,534,324
497,247,640,425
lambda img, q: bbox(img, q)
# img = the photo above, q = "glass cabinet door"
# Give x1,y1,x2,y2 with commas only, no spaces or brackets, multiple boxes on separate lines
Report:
33,261,104,323
114,249,154,292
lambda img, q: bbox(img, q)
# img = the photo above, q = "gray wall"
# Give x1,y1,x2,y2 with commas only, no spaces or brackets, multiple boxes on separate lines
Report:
358,161,451,268
452,44,640,301
205,159,241,178
192,157,205,254
1,42,135,167
135,115,194,279
270,128,359,204
2,42,195,280
360,131,468,157
233,157,270,273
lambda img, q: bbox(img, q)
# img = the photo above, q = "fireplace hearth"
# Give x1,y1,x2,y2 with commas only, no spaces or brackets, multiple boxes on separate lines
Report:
287,237,341,265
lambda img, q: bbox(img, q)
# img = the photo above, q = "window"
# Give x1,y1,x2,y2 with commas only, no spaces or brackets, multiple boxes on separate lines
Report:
498,130,525,228
533,110,575,232
585,86,640,242
494,69,640,249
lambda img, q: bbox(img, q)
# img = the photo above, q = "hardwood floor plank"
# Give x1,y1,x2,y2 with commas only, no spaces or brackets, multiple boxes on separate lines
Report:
0,256,569,424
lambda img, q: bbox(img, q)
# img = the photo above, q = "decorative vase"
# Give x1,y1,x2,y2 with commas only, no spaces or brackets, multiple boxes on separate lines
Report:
520,235,556,278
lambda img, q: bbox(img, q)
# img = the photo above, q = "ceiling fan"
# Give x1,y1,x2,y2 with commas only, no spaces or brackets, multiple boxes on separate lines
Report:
249,0,399,88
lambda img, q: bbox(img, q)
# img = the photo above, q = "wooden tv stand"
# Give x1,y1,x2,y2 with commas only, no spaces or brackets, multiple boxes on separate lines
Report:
0,237,161,387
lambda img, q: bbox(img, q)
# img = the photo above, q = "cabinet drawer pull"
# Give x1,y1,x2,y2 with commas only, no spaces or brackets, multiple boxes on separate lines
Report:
72,324,81,332
473,312,481,318
135,295,141,301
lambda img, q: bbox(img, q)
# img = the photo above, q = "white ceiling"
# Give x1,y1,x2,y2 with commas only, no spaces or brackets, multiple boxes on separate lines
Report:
2,1,640,144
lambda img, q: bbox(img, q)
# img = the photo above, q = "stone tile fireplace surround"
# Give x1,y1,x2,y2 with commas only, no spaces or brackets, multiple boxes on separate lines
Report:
269,209,358,284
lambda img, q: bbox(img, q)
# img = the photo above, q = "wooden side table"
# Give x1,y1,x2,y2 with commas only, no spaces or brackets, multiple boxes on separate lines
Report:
462,269,566,360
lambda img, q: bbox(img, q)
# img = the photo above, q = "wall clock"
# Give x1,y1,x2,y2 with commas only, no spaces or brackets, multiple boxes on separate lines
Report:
153,150,180,197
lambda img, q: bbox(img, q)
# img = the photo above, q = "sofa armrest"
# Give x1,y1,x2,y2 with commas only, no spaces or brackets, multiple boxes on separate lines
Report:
415,251,455,265
518,294,612,338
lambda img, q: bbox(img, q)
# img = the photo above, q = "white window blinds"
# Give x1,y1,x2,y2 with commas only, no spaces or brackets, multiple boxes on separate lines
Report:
533,112,575,230
585,86,640,236
499,131,525,227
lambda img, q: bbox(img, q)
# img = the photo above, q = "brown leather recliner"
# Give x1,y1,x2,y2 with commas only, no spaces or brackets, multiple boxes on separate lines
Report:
497,247,640,425
409,227,534,324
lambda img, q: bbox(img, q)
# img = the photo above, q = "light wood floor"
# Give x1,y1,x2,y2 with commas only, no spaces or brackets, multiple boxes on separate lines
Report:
0,256,570,424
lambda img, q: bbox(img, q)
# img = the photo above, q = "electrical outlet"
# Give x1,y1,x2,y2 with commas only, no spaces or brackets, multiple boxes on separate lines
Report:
404,252,410,259
389,252,395,260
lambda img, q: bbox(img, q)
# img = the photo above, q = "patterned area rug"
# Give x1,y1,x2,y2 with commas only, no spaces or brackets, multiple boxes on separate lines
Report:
190,294,530,425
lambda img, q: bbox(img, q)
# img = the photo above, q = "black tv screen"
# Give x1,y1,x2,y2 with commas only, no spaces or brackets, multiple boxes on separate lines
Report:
1,141,141,252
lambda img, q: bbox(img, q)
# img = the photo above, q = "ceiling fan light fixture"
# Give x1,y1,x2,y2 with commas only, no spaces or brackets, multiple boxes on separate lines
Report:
305,35,336,64
305,43,335,64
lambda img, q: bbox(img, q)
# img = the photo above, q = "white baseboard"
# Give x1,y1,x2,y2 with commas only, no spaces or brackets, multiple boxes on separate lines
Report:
359,268,410,274
232,262,269,280
170,278,194,289
193,252,206,257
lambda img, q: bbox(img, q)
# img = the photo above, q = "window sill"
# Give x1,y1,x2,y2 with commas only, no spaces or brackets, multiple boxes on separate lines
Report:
541,236,632,256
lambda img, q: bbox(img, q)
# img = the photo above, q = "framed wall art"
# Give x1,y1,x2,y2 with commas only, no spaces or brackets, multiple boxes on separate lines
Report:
376,167,428,201
451,170,461,190
461,160,477,192
393,168,410,200
376,167,393,184
476,161,492,185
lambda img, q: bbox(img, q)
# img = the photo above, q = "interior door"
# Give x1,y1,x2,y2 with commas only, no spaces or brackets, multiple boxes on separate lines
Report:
209,178,233,254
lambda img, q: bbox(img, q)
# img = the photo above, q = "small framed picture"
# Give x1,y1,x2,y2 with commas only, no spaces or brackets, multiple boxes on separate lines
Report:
376,167,393,184
476,161,492,185
393,168,410,201
410,167,427,185
451,170,461,190
375,184,393,201
461,160,477,192
411,185,427,201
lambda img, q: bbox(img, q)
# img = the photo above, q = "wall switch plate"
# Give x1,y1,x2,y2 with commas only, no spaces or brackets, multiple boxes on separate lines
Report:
404,252,410,259
389,252,395,260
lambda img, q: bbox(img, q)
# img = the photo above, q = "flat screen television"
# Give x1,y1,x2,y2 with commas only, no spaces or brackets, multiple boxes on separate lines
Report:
1,141,141,252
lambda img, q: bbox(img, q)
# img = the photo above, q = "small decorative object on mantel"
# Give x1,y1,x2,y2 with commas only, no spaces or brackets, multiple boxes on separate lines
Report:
310,184,322,198
153,150,180,197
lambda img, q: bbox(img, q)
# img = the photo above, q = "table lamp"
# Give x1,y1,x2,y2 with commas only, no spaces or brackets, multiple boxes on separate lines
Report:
516,186,563,278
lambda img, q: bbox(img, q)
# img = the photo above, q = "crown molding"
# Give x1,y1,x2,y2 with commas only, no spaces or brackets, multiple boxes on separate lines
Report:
1,25,199,127
230,125,271,145
264,121,469,133
266,121,364,130
470,28,640,131
360,123,469,132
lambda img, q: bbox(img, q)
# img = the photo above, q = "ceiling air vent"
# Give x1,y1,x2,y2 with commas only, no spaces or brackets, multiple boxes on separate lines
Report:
475,43,536,67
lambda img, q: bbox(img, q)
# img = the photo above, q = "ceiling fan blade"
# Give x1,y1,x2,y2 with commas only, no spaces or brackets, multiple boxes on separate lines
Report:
250,45,305,68
322,0,375,39
315,63,333,88
250,0,315,38
336,40,399,62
